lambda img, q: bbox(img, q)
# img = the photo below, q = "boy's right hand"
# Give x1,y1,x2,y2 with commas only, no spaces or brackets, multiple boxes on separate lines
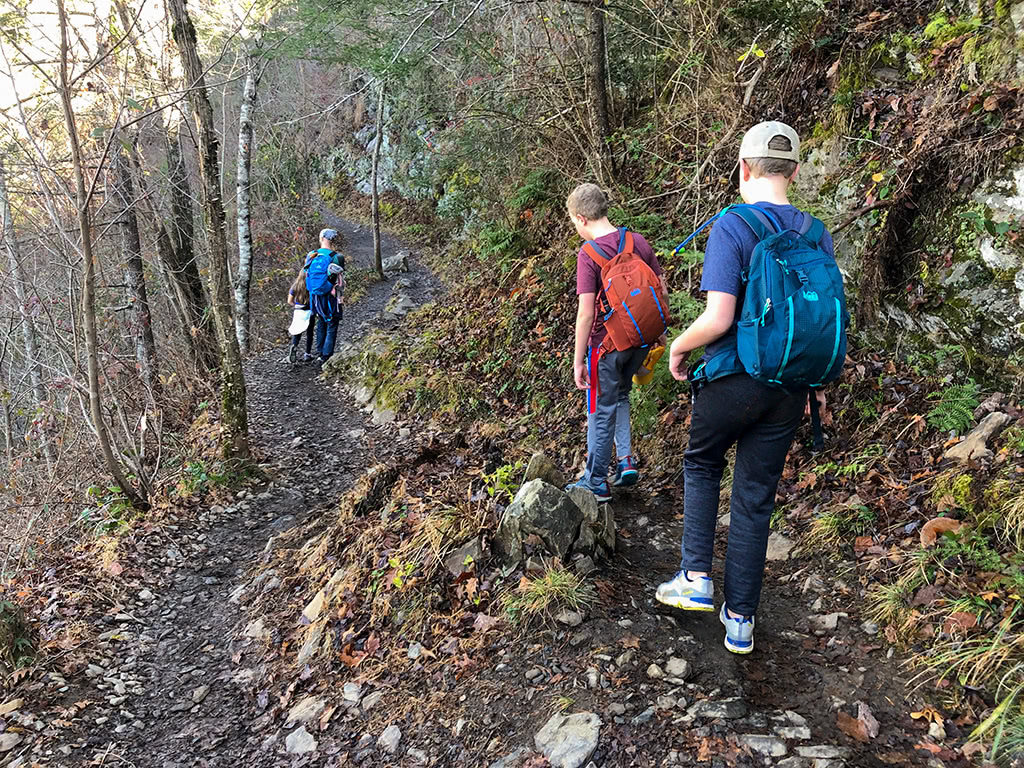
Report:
573,360,589,390
669,343,690,381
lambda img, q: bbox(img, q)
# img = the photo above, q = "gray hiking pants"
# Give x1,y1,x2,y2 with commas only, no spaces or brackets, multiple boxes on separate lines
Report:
583,346,647,488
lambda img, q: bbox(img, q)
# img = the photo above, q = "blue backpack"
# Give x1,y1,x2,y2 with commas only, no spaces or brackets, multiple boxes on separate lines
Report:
677,204,848,390
305,249,336,296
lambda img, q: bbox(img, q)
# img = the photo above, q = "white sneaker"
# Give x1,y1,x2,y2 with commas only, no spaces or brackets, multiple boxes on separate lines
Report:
720,604,755,654
655,570,714,611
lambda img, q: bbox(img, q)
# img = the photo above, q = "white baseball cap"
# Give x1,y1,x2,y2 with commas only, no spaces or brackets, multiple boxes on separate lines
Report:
319,228,339,240
739,121,800,162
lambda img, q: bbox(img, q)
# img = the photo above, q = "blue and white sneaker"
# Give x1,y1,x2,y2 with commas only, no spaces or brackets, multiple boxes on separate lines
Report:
720,604,755,654
565,479,612,503
655,571,714,611
612,456,639,487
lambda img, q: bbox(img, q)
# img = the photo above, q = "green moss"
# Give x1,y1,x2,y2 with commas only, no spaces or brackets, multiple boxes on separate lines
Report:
931,472,975,514
923,12,981,44
890,30,922,55
970,32,1020,80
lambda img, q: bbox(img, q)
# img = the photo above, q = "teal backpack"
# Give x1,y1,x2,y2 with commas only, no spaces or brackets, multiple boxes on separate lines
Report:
676,204,848,444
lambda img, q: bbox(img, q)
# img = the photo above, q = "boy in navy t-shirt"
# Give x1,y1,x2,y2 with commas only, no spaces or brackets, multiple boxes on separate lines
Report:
655,122,832,654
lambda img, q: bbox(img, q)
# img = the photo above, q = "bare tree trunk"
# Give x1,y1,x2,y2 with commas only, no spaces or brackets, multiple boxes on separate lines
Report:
129,141,211,369
587,0,613,182
167,124,218,368
56,0,146,507
371,80,386,280
0,156,53,469
1,396,12,470
112,144,161,404
169,0,249,461
234,54,260,353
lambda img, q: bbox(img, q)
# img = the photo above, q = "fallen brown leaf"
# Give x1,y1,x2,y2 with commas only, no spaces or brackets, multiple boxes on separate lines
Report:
854,535,874,554
0,699,23,716
837,701,880,743
473,613,501,633
920,517,962,547
319,704,338,731
942,611,977,634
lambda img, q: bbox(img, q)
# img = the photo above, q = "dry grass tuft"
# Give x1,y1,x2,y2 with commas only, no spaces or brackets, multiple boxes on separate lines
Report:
500,566,596,626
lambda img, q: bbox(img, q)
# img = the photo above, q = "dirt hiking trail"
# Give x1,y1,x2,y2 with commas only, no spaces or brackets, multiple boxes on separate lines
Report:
20,217,945,768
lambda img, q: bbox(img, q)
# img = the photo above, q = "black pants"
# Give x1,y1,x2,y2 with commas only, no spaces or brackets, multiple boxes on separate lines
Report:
680,374,804,616
290,314,316,355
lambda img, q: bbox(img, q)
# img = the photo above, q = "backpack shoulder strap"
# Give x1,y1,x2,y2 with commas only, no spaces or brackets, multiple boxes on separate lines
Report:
727,204,780,242
798,213,826,248
582,241,610,264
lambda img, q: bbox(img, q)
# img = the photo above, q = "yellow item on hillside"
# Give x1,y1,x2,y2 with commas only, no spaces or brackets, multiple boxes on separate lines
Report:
633,345,665,386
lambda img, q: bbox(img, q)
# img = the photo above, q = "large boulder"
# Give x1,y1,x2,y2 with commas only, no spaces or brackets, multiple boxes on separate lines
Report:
383,250,409,273
495,480,583,565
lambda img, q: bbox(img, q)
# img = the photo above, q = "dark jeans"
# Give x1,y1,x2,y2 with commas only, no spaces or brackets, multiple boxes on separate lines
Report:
680,374,803,616
316,308,342,359
291,314,316,355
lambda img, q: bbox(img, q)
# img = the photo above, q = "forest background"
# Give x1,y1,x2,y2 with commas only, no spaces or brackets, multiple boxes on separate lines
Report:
2,0,1024,761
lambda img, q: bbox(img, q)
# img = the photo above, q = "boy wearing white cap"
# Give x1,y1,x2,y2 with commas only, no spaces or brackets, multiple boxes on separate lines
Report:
303,228,345,365
656,122,835,653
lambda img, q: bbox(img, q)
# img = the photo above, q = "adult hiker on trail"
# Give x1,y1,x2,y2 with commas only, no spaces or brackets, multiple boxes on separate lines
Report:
564,183,670,502
656,121,847,655
304,228,345,367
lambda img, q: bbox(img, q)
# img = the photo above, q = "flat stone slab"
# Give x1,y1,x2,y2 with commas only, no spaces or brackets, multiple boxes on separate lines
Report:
535,712,601,768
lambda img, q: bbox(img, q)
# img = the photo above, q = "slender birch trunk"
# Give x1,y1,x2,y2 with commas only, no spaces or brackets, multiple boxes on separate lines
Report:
371,80,386,280
168,0,249,461
56,0,145,507
112,144,161,403
234,55,260,353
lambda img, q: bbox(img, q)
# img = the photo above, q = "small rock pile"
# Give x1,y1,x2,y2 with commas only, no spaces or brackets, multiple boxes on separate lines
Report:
494,453,616,573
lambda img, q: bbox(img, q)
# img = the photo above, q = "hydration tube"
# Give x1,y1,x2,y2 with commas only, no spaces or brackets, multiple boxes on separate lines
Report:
672,204,784,254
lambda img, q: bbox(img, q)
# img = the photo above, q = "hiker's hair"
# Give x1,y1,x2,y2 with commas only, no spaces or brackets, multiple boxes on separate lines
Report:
291,272,309,305
745,134,798,179
567,183,608,220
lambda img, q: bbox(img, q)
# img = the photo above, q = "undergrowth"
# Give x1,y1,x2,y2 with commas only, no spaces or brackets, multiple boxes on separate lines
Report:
501,567,597,625
0,597,35,679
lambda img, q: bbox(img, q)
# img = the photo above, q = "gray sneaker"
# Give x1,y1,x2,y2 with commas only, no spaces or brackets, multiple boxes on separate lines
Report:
288,345,298,365
655,571,714,611
720,604,755,654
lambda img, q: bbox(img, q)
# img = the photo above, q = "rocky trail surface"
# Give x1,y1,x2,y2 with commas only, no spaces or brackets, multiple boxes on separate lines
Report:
6,219,947,768
16,215,437,768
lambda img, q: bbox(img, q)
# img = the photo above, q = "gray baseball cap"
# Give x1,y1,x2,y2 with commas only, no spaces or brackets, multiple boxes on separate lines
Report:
739,121,800,161
319,228,339,241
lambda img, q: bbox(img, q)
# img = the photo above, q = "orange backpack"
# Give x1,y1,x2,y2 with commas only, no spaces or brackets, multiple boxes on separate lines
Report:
583,228,670,352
